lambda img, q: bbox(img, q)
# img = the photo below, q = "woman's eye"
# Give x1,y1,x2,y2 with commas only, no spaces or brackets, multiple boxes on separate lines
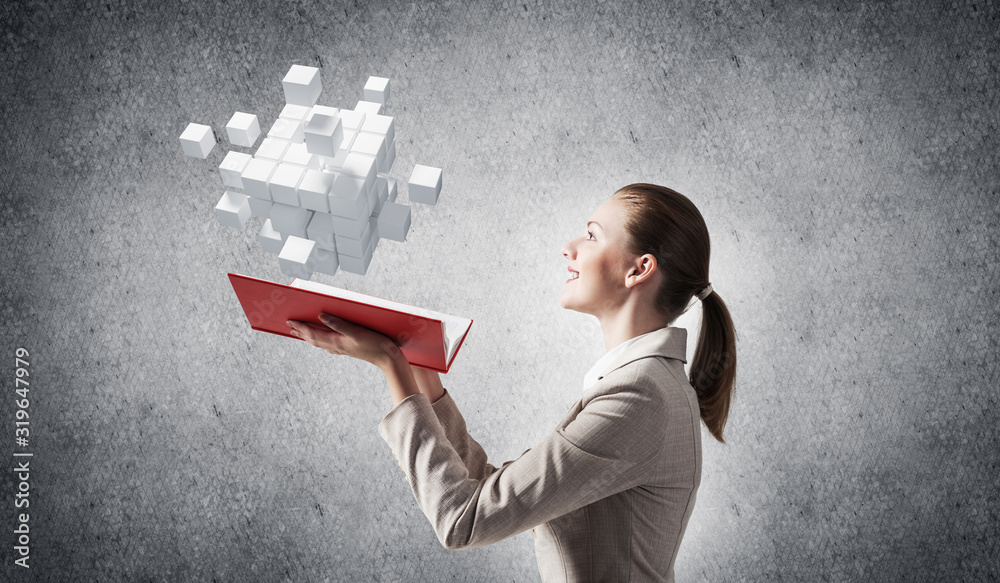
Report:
586,230,595,240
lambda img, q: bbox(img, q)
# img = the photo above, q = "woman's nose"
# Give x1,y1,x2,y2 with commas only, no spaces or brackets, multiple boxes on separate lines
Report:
561,239,576,258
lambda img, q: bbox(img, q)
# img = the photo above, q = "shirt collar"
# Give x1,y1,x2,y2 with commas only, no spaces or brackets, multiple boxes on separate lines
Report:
582,326,688,392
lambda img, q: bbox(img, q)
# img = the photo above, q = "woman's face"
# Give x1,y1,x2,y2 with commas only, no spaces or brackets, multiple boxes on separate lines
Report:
559,196,636,317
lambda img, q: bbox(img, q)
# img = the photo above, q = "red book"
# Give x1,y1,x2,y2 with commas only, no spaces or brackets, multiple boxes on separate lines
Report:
228,272,473,373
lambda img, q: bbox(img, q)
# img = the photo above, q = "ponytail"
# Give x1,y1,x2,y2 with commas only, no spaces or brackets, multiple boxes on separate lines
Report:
613,183,739,443
689,291,737,443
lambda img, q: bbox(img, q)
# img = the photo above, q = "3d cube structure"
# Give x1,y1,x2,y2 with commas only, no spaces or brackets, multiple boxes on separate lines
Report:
180,123,216,158
226,112,260,147
193,64,445,280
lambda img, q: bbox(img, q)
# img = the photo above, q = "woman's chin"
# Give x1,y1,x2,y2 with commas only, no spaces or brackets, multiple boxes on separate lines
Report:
558,294,584,314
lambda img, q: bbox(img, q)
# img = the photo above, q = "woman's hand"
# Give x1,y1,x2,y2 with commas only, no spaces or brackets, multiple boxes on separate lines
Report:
287,313,423,407
286,313,400,370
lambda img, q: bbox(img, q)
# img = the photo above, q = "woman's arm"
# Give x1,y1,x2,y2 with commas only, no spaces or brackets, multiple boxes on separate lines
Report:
284,315,491,474
407,364,497,480
378,374,667,550
409,364,446,405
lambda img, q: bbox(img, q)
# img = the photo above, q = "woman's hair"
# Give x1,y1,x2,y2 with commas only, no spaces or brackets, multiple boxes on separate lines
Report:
613,183,737,443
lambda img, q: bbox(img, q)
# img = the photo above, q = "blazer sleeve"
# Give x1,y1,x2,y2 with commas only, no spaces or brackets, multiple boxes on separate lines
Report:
377,366,665,550
429,388,497,481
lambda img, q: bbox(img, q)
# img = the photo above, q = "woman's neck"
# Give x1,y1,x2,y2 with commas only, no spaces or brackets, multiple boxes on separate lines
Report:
597,301,671,352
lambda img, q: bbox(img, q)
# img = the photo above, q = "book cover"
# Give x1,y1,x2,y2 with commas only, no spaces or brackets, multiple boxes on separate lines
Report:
228,272,473,373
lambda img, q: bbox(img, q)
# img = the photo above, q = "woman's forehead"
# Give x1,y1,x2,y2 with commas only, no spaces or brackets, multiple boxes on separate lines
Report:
590,197,627,229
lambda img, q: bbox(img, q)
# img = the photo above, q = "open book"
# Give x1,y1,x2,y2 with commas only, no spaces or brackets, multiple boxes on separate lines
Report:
228,272,473,373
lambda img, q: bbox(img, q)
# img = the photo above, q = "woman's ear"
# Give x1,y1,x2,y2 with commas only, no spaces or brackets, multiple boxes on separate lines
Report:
625,254,657,288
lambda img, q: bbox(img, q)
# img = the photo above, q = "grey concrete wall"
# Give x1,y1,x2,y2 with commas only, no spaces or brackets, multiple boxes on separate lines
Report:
1,0,997,581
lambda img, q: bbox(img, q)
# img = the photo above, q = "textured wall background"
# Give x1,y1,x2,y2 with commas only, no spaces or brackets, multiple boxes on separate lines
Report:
1,0,998,581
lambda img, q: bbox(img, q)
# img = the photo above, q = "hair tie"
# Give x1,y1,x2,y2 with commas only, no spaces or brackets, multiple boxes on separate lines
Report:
696,283,713,301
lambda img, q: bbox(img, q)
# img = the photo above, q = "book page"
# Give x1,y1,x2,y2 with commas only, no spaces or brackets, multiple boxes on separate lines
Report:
288,279,471,354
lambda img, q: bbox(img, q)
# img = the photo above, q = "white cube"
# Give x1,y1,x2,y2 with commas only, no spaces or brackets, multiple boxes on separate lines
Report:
329,174,370,219
259,219,287,254
338,109,366,131
321,146,350,171
269,163,306,206
241,158,278,200
408,164,442,205
361,114,395,144
354,100,382,116
369,213,380,242
338,251,372,276
306,211,337,250
313,246,340,276
341,152,376,186
363,76,390,105
351,132,386,171
281,142,319,169
338,128,358,152
335,219,372,258
180,123,216,159
226,112,260,147
249,197,273,218
268,117,304,142
331,213,370,239
270,203,314,238
279,104,311,122
214,190,251,229
278,236,318,280
255,137,290,162
304,113,344,158
219,151,253,189
282,65,322,107
378,202,411,242
298,169,334,212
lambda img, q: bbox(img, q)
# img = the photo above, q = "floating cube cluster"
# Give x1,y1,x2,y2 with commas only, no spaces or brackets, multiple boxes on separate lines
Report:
179,65,444,279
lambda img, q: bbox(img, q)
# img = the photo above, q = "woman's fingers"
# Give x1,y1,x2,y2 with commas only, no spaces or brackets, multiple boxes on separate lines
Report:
286,320,312,343
318,313,346,331
287,320,340,355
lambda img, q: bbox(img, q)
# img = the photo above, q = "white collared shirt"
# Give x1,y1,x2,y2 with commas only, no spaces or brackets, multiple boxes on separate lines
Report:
582,329,659,391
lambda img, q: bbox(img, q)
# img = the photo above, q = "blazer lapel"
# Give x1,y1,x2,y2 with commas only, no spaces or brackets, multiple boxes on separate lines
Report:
595,326,688,383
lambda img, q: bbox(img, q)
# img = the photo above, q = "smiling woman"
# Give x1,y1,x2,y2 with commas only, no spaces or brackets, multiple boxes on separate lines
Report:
287,183,738,583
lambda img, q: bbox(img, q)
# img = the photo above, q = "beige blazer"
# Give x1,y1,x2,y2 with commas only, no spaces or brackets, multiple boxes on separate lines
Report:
378,325,702,582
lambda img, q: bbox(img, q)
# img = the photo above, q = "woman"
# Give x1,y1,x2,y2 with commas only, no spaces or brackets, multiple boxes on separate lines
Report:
287,183,737,582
